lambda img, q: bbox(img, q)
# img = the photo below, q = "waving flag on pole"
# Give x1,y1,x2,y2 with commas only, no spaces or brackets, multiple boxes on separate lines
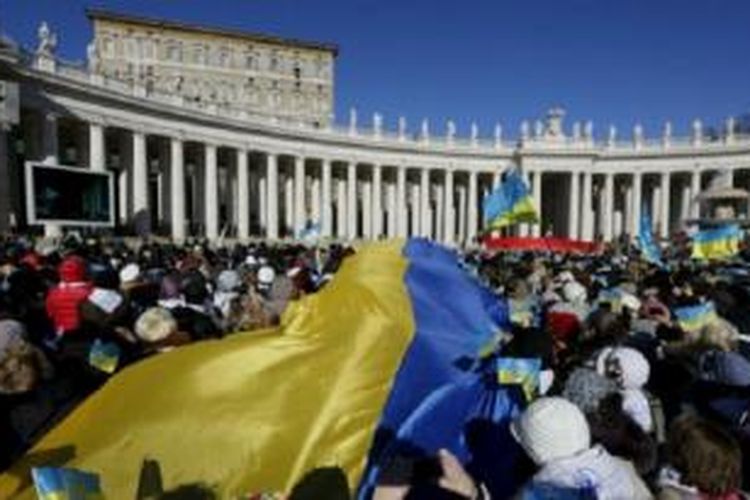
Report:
637,210,664,267
0,240,514,499
691,224,741,260
482,169,538,229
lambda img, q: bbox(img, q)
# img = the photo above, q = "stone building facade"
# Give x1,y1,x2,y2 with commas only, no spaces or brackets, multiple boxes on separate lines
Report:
87,9,336,127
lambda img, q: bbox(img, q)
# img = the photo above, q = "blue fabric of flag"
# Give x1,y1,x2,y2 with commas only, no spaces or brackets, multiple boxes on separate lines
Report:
638,210,663,267
358,238,512,498
482,170,534,224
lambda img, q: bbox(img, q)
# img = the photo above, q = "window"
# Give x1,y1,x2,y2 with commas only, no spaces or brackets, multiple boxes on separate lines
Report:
294,66,301,79
245,54,254,69
101,38,113,56
166,43,181,62
192,45,204,65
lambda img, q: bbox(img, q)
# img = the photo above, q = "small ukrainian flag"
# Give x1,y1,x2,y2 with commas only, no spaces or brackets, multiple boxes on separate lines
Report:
497,357,541,402
674,302,718,333
691,225,741,260
483,169,538,229
32,467,103,500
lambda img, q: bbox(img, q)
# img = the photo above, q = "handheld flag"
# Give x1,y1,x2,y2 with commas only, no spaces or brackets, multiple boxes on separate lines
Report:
638,210,663,266
31,467,103,500
497,357,541,402
483,170,538,229
691,225,741,260
88,339,120,374
674,302,718,333
1,240,513,499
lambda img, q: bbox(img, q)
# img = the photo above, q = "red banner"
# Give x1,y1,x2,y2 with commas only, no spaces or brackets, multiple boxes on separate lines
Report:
483,236,603,254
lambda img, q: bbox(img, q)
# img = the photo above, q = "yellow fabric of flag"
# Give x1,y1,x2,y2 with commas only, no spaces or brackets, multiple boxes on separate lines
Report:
0,241,414,499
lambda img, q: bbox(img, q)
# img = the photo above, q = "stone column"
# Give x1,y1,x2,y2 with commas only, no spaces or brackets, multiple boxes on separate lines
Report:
397,166,407,237
311,177,321,225
42,112,58,164
321,159,332,237
284,176,294,236
336,178,347,239
386,182,396,238
659,172,670,239
89,122,105,172
651,187,661,232
581,171,593,240
457,184,466,244
467,170,478,243
603,173,614,241
690,170,701,218
294,155,305,235
204,143,219,240
362,179,372,239
347,162,357,239
631,172,642,238
681,183,692,223
170,137,186,242
444,169,454,244
410,184,421,236
420,168,430,237
259,176,267,236
372,164,382,238
624,186,633,238
237,149,249,240
266,153,279,239
532,171,542,237
132,130,148,216
568,171,580,239
435,184,444,242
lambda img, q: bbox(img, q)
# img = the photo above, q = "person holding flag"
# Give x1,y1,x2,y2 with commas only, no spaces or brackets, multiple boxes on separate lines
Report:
482,168,538,231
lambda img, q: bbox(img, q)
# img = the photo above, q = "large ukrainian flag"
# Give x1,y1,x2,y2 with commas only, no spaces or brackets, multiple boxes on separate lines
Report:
482,170,538,229
691,224,741,260
0,240,511,499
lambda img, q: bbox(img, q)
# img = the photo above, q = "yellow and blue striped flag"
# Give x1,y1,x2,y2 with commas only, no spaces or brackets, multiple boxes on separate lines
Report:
483,170,538,229
638,211,663,267
31,467,103,500
674,301,718,333
691,224,741,260
1,240,519,499
497,357,541,402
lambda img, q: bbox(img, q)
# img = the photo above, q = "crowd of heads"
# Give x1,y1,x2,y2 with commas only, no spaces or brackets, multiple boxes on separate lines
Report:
1,233,750,498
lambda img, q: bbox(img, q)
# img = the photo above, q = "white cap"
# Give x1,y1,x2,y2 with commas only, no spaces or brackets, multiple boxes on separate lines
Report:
596,346,650,389
257,265,275,286
620,293,642,313
563,281,587,304
244,255,258,266
119,263,141,284
134,307,177,343
557,271,575,284
511,397,590,465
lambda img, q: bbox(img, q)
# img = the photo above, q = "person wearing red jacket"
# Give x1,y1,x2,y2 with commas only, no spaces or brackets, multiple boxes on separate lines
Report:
45,256,93,336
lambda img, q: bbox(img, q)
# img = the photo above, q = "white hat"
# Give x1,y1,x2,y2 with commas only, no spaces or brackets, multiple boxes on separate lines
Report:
562,282,587,305
595,346,650,389
244,255,258,266
557,271,575,284
134,307,177,343
620,293,641,312
257,265,275,286
511,397,590,465
286,266,302,279
119,263,141,284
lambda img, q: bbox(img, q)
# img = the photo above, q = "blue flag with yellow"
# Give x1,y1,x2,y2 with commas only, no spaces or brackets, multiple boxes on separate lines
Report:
691,224,741,260
31,467,103,500
483,169,538,229
674,301,718,333
1,240,513,499
638,210,663,267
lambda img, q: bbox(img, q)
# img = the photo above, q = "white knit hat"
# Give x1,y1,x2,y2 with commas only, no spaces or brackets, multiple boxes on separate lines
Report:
595,346,650,389
119,263,141,284
562,281,587,304
510,397,590,465
135,307,177,343
257,265,275,286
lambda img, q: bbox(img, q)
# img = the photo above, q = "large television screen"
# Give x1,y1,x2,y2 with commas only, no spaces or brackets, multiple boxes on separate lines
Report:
25,163,115,227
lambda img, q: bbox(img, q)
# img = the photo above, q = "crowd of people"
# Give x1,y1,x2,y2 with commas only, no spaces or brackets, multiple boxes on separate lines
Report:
1,233,749,499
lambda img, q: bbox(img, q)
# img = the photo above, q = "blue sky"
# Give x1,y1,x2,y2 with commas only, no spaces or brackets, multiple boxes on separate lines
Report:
1,0,749,139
